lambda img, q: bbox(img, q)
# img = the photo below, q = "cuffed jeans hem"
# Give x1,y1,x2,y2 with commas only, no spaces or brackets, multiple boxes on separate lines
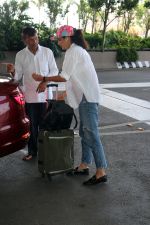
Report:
81,161,92,165
96,166,107,169
95,160,108,169
81,162,107,169
95,162,108,169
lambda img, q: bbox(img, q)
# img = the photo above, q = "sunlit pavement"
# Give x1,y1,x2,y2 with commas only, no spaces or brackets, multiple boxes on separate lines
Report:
0,69,150,225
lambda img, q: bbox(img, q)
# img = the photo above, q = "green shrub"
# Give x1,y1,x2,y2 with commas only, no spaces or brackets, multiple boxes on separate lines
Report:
84,31,145,50
0,21,61,57
84,32,103,49
105,30,128,48
0,51,5,60
140,37,150,48
37,24,61,58
117,35,142,49
116,47,138,63
1,19,149,54
129,48,139,62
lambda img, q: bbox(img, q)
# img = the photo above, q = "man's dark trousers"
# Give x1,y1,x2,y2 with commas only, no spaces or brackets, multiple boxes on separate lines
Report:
25,103,47,156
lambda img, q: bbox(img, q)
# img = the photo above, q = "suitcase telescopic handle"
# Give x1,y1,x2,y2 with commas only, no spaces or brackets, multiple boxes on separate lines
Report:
47,83,58,100
47,83,58,88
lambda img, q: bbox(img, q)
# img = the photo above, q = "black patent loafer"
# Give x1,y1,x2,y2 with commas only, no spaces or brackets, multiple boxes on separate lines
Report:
83,175,107,185
73,167,89,175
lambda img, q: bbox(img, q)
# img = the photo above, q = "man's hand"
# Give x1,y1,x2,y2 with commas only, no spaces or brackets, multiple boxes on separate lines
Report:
32,73,43,81
36,81,47,93
7,63,15,75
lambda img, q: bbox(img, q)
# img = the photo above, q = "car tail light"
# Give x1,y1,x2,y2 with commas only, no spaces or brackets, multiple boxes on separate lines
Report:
11,88,25,105
22,132,30,139
13,93,25,105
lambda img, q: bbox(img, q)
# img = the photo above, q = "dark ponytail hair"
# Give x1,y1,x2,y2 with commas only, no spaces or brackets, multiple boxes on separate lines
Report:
70,29,88,49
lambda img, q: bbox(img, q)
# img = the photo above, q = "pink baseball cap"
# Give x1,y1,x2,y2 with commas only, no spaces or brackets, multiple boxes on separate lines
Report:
56,25,74,38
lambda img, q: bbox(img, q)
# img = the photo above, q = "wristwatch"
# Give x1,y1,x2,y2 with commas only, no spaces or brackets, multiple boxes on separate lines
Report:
42,76,46,82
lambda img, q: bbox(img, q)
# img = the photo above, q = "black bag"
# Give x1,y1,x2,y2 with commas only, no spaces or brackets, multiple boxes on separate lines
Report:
40,84,77,131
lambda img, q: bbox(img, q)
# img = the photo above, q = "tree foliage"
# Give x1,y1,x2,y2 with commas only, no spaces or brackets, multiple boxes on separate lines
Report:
0,0,150,53
88,0,121,51
45,0,68,29
0,0,32,50
88,0,139,51
76,0,93,32
119,0,139,33
144,0,150,8
136,1,150,38
31,0,45,24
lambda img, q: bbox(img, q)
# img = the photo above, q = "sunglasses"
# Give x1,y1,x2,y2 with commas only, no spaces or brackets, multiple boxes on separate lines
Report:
57,37,68,41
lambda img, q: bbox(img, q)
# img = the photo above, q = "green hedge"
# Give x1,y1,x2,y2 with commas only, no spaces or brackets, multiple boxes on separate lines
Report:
116,47,138,63
1,27,150,54
84,33,103,49
140,37,150,48
84,30,149,50
32,24,61,58
0,51,5,60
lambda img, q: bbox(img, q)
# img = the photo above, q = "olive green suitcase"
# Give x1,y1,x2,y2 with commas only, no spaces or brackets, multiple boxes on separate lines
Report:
38,129,74,180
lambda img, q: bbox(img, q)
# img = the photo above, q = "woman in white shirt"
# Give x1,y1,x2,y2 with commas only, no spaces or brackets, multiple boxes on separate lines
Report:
32,25,107,185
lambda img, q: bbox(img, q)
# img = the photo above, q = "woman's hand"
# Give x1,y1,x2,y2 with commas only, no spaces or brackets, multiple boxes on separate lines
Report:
57,91,67,100
32,73,43,81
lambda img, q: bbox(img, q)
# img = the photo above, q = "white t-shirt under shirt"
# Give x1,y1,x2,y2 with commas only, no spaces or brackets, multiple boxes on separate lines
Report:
15,45,58,103
60,43,101,109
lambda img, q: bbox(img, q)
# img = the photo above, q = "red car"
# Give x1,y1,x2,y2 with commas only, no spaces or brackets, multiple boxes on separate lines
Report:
0,73,30,157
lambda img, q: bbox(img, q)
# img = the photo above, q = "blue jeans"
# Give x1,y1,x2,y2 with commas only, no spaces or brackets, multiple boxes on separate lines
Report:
79,97,107,169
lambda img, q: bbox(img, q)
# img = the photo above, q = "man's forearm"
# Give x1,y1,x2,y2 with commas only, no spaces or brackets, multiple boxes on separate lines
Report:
45,75,66,83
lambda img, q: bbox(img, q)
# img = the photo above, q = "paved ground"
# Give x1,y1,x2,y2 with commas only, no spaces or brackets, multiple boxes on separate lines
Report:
98,69,150,84
0,107,150,225
0,69,150,225
108,87,150,101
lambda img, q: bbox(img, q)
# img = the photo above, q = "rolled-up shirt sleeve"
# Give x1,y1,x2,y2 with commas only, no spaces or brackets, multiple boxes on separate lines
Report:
60,50,77,81
15,53,23,81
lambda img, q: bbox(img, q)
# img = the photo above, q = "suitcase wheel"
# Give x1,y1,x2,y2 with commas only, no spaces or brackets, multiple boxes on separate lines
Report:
66,169,74,176
41,172,45,178
46,173,52,181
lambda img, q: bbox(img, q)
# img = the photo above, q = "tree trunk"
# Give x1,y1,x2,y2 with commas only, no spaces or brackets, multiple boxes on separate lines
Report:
91,9,96,34
78,17,81,29
145,19,150,38
102,23,107,52
38,8,41,25
84,18,88,32
145,26,150,38
101,8,109,52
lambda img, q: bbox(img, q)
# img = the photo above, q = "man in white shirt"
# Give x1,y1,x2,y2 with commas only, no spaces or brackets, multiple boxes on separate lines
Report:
8,27,58,160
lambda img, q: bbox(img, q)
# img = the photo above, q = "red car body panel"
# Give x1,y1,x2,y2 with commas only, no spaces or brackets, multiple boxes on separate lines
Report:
0,74,30,157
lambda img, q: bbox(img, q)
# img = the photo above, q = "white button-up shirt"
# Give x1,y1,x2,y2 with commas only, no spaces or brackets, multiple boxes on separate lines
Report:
15,45,58,103
60,44,101,109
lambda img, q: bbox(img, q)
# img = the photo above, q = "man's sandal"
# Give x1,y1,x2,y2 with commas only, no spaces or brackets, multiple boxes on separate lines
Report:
22,154,33,161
